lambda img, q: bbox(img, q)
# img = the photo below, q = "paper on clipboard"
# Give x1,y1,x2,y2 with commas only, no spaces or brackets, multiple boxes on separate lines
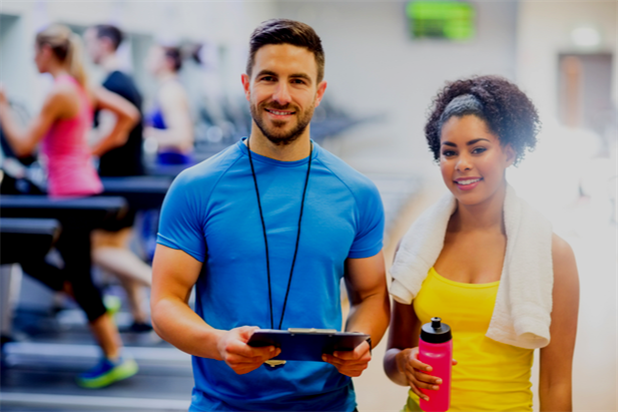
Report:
247,328,369,362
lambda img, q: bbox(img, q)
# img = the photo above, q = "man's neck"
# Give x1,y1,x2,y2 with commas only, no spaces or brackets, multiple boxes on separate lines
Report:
246,129,312,162
100,53,121,74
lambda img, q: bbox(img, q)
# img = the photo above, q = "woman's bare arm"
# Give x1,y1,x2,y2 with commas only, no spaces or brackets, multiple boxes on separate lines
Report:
144,82,193,152
0,83,76,157
539,233,580,411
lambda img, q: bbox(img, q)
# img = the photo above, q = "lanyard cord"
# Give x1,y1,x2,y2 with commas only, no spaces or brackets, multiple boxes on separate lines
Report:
246,138,313,330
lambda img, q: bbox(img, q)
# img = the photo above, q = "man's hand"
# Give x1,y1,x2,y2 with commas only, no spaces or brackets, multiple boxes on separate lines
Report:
216,326,281,375
322,340,371,377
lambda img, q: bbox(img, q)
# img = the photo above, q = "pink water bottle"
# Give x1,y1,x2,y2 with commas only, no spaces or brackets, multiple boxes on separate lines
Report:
418,317,452,412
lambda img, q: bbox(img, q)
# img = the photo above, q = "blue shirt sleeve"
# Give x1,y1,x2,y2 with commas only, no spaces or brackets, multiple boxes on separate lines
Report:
157,170,207,262
348,181,385,259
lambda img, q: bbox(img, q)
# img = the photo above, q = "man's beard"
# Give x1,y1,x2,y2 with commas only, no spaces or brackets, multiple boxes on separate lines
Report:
250,101,314,146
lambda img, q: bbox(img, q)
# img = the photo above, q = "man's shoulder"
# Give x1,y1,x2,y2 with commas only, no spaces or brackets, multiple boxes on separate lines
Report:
316,145,379,195
172,143,243,191
103,71,140,97
104,70,134,84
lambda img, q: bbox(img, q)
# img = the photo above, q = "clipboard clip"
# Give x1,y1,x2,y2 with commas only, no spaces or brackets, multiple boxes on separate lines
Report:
264,359,287,367
287,328,338,334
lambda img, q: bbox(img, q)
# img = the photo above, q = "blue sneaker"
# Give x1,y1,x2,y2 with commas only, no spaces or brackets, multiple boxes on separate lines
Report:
77,355,138,388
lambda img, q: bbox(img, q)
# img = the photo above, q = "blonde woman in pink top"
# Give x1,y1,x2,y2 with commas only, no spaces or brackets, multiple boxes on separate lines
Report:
0,24,138,197
0,24,139,388
40,72,102,197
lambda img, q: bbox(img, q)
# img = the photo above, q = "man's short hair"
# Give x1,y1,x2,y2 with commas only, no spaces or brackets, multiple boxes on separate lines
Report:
246,19,325,83
94,24,124,51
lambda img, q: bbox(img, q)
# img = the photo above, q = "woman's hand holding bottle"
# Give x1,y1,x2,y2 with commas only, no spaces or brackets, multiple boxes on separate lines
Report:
396,346,457,402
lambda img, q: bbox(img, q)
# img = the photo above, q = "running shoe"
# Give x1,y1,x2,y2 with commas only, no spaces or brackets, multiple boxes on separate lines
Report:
76,355,138,388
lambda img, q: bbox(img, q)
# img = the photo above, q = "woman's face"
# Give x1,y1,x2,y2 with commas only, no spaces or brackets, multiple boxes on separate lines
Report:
34,43,49,73
439,114,515,207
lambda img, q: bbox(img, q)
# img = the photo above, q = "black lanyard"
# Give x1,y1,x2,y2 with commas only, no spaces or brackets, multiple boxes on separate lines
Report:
246,138,313,330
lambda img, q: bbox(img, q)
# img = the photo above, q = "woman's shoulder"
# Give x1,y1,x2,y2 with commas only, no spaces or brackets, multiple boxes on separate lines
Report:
43,78,81,114
551,233,578,282
49,78,78,99
551,233,574,260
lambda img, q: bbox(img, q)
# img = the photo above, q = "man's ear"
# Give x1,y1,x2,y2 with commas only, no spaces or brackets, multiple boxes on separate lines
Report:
101,37,115,53
241,74,251,102
314,80,327,107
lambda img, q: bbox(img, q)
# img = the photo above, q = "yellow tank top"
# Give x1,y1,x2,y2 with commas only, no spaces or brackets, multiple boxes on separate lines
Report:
405,268,533,412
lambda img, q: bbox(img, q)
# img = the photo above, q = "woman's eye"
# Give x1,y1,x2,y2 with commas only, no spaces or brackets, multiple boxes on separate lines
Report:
442,150,456,157
472,147,487,154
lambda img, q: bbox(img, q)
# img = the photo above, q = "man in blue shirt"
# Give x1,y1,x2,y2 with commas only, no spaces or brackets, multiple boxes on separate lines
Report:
151,19,389,411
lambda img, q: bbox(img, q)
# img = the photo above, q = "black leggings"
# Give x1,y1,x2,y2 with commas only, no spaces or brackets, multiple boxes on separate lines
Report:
20,225,107,323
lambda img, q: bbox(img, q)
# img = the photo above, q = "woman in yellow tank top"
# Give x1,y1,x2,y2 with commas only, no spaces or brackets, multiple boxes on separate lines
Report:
383,76,580,411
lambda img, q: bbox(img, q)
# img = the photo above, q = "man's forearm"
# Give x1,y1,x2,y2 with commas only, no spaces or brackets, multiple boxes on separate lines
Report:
91,120,131,157
152,296,224,360
345,292,390,347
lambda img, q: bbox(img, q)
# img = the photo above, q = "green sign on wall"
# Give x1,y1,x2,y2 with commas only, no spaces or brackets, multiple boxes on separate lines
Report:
406,1,475,40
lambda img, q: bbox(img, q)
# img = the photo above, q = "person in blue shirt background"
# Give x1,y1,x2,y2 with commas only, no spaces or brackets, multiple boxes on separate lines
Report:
151,18,390,411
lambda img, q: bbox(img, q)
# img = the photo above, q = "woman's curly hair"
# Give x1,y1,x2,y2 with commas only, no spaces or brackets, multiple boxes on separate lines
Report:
425,75,541,165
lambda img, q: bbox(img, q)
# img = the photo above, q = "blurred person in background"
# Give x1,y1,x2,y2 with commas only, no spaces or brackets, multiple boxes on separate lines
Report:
384,76,579,411
0,23,139,388
84,23,153,333
143,43,194,166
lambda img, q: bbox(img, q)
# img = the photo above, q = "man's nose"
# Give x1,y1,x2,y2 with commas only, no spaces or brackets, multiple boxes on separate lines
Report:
272,82,292,106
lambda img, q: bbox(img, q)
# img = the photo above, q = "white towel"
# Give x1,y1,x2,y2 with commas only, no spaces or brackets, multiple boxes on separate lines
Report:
389,185,553,349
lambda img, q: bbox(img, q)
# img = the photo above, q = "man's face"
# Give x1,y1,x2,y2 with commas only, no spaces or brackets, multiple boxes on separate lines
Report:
84,28,104,64
242,44,326,146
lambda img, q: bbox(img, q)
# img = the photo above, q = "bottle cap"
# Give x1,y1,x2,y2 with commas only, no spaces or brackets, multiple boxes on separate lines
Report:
420,317,452,344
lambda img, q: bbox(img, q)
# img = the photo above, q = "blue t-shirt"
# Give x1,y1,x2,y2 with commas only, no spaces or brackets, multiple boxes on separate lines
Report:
157,138,385,411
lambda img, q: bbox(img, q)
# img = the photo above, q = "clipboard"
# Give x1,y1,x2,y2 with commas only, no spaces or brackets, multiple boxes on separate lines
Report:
247,328,369,362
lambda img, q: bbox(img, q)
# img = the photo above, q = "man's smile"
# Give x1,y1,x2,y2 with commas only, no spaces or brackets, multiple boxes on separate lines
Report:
265,108,296,116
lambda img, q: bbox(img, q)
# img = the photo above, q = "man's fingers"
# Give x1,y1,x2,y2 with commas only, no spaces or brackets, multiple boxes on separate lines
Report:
333,341,370,360
226,338,276,359
322,354,341,366
237,326,260,341
231,363,263,375
323,352,370,378
267,348,282,359
323,353,367,366
223,353,262,366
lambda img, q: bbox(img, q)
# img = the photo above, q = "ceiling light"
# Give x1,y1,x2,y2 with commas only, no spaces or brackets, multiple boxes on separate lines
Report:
571,27,601,48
